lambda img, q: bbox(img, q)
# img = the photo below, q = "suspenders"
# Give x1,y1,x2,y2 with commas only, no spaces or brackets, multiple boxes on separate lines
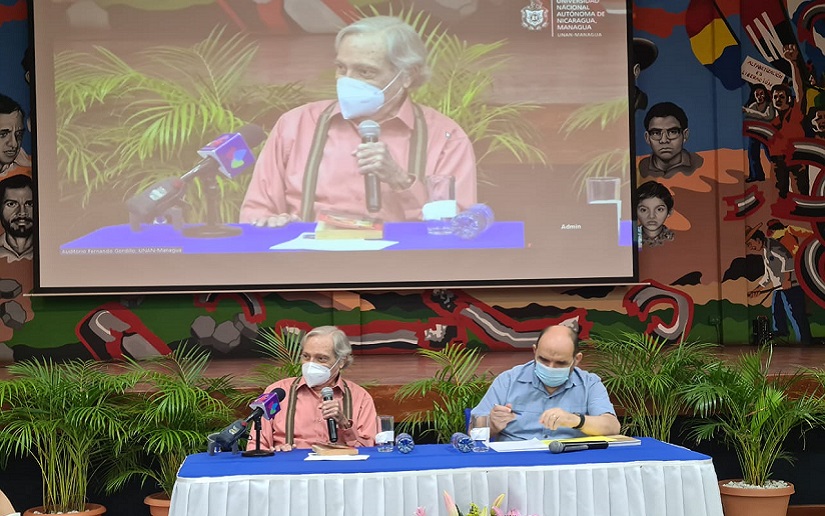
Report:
299,102,429,222
284,376,353,446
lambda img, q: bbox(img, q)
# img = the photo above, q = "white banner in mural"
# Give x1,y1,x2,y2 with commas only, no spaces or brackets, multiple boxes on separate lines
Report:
741,56,786,87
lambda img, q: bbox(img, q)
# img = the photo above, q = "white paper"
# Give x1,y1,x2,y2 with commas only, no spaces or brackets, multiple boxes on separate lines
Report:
270,232,397,251
469,427,490,442
487,438,547,452
375,430,395,444
304,453,370,461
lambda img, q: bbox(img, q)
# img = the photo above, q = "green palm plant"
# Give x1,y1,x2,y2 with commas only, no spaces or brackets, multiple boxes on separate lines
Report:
0,358,142,513
103,344,239,499
560,96,631,198
682,345,825,487
241,326,306,390
588,331,717,442
394,343,493,443
54,27,311,228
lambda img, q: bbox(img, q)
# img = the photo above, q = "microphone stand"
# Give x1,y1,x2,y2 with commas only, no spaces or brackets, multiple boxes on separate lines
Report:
182,171,243,238
241,415,274,457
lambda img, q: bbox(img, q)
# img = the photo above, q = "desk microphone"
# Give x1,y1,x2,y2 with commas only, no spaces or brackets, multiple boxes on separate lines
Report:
320,386,338,443
358,120,381,213
548,440,609,454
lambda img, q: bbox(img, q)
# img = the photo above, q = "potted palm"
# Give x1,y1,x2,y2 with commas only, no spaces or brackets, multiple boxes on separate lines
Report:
682,345,825,516
0,358,142,515
242,325,305,389
103,345,239,516
394,343,493,443
588,331,717,442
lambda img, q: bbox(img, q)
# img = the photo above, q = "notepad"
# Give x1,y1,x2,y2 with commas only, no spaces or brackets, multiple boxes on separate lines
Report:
305,453,370,461
488,435,640,452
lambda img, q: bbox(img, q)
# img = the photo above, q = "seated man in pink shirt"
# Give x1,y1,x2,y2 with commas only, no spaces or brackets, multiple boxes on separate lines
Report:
239,15,477,226
246,325,377,451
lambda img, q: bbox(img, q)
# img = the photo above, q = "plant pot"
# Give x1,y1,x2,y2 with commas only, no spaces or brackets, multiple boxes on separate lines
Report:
23,503,106,516
144,492,171,516
718,480,794,516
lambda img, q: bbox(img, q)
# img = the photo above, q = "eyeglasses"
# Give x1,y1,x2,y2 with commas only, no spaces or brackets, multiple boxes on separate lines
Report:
647,128,683,141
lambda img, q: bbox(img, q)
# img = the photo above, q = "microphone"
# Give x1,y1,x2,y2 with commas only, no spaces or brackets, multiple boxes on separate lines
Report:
245,387,286,423
127,125,267,233
548,440,609,454
126,177,187,228
181,124,267,181
208,419,249,454
320,386,338,443
358,120,381,213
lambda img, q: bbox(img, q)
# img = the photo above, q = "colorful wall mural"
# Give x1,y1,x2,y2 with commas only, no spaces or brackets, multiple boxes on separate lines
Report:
1,0,825,361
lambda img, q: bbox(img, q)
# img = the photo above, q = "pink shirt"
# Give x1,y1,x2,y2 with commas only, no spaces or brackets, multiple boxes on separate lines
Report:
239,98,477,222
246,375,377,450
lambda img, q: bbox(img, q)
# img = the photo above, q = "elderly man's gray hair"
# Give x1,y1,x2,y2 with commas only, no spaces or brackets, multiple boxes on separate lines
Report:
335,16,431,90
302,325,354,368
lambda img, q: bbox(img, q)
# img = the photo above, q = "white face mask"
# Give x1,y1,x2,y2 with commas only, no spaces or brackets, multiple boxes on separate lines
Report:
336,71,402,120
302,358,340,387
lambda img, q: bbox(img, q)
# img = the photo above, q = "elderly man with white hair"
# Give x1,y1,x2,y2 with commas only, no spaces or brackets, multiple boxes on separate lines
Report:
247,325,377,452
240,15,477,225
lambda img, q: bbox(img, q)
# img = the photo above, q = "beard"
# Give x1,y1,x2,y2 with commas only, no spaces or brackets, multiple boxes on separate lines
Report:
1,216,33,238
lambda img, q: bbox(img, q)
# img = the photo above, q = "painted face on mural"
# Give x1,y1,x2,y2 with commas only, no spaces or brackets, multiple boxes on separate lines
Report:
0,111,24,166
746,237,764,254
772,89,790,111
753,88,767,105
636,197,670,237
644,116,687,163
1,185,33,238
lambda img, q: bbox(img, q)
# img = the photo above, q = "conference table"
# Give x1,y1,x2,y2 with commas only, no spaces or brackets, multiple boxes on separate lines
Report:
59,221,525,254
169,438,723,516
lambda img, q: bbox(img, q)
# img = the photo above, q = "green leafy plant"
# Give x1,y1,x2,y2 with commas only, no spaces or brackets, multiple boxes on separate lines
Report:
103,344,239,499
0,359,142,513
242,326,306,390
55,27,311,228
682,345,825,487
588,331,717,442
395,343,493,443
560,96,631,198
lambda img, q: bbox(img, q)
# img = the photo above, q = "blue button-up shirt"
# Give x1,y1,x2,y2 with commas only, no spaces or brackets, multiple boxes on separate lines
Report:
472,361,616,441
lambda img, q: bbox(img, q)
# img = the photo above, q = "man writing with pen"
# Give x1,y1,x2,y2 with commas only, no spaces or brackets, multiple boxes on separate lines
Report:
471,324,620,441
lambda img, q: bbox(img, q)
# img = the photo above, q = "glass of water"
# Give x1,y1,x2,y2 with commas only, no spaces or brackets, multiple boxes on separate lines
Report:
375,415,395,452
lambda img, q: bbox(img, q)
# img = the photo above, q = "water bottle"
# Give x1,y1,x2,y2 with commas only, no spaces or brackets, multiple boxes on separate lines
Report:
450,432,473,453
450,204,494,240
396,432,415,454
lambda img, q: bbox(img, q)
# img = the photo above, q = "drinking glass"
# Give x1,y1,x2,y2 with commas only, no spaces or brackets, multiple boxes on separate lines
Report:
469,414,490,452
375,415,395,452
422,176,457,235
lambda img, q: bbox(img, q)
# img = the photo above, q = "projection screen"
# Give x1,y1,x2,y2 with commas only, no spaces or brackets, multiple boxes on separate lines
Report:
31,0,637,294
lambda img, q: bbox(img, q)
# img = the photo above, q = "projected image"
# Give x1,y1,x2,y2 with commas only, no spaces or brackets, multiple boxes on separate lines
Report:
33,0,635,292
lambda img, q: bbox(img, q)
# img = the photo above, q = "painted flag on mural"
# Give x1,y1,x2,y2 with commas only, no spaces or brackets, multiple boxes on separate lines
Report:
741,0,799,77
685,0,744,90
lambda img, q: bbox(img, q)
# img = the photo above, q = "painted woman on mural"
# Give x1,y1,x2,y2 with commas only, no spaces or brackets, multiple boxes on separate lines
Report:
635,181,675,248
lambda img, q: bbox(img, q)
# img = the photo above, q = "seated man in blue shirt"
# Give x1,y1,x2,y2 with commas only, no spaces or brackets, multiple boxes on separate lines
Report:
473,325,620,441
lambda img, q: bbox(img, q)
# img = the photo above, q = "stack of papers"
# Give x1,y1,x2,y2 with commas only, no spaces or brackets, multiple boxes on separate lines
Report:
488,435,641,453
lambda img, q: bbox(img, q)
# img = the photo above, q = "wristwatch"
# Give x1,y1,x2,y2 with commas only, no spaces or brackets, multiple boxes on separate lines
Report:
573,412,586,429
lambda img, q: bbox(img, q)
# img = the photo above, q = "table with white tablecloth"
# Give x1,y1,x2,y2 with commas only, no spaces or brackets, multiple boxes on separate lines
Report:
169,437,723,516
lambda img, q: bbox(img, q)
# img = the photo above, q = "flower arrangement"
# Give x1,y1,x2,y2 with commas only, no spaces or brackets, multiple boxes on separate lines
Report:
413,492,540,516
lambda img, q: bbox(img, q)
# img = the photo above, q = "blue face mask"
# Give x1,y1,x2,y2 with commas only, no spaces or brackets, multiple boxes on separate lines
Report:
535,361,572,388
